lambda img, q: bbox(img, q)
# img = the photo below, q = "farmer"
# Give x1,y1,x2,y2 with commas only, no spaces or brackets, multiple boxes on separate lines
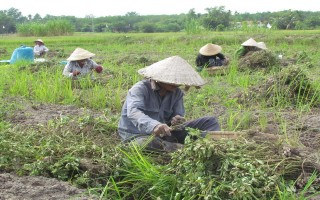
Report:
33,39,49,57
235,38,267,58
62,48,103,80
195,43,228,72
118,56,221,152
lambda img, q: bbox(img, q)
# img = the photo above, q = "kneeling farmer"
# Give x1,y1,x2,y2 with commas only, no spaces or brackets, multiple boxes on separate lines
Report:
118,56,220,152
63,48,103,80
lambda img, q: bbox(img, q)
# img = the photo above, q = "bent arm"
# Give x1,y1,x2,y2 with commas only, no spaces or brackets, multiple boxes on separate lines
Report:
62,62,74,77
43,46,49,52
87,59,99,70
126,87,161,134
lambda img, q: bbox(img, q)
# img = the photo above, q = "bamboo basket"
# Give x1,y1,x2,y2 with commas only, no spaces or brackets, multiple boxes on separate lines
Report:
205,131,241,140
206,66,227,75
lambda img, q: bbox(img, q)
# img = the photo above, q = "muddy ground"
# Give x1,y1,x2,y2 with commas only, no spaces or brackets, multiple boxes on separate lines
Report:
1,97,319,199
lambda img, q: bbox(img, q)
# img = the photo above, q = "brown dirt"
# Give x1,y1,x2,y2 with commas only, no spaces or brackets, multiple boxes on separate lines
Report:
0,173,97,200
7,97,103,127
299,113,320,149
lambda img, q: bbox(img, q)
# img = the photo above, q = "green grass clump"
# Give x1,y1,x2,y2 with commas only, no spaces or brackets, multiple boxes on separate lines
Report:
16,20,75,36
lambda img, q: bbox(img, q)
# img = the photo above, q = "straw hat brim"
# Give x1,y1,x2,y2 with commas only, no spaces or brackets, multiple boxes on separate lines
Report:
34,39,44,44
199,44,222,56
257,42,267,50
138,56,206,87
67,48,95,61
241,38,258,47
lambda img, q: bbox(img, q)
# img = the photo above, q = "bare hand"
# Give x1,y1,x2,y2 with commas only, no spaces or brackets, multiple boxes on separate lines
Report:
73,71,81,76
171,115,186,126
153,124,172,137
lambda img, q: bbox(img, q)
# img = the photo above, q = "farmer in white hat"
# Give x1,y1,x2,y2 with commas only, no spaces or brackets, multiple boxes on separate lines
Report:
195,43,228,72
62,48,103,80
235,38,267,58
118,56,221,152
33,39,49,57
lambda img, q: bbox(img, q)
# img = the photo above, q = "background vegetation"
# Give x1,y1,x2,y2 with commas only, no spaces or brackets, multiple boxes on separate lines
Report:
0,6,320,35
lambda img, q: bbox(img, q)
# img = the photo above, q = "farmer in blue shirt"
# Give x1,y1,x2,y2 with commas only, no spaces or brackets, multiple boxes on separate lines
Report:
118,56,220,152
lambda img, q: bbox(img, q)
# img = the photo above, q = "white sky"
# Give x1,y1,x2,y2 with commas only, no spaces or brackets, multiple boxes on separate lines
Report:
1,0,319,18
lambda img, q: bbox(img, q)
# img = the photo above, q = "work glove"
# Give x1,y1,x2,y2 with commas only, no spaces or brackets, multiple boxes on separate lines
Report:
95,66,103,73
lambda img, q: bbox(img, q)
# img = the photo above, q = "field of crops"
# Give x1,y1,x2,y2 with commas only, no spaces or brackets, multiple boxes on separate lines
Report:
0,30,319,199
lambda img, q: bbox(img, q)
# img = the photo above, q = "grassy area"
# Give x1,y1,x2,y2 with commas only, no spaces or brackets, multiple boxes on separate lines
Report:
0,30,319,199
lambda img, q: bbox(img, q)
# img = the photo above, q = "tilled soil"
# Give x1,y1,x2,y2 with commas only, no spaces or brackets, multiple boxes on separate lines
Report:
0,173,97,200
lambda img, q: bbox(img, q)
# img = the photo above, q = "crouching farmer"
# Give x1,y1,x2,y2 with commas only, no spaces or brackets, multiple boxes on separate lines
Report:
118,56,220,152
63,48,103,80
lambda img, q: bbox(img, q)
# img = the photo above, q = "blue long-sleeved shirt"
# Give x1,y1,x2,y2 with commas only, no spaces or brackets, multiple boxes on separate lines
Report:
118,79,185,140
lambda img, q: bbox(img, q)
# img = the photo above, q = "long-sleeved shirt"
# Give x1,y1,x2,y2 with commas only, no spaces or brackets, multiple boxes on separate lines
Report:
33,45,49,56
195,53,226,71
62,59,99,79
118,79,185,140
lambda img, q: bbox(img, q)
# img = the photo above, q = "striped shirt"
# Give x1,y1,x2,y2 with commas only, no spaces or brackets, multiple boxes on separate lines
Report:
34,45,49,56
62,59,99,79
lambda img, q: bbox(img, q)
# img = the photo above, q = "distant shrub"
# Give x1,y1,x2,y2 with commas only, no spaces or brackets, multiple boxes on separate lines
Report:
17,20,74,36
185,18,202,34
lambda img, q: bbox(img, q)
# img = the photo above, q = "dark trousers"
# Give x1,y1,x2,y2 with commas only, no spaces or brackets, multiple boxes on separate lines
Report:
127,116,220,152
164,116,221,144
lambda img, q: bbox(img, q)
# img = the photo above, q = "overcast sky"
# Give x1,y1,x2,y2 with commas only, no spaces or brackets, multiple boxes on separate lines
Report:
2,0,319,18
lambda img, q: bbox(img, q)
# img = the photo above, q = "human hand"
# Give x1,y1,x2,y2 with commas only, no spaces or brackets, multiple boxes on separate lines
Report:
153,124,172,137
95,66,103,73
73,70,81,76
171,115,186,126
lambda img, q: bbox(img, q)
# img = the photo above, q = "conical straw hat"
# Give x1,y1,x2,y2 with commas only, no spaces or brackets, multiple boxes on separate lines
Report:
138,56,206,87
34,39,44,44
257,42,267,50
241,38,259,47
199,43,222,56
67,48,95,61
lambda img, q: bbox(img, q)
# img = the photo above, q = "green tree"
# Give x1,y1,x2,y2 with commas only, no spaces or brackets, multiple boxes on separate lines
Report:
6,7,27,23
186,8,198,20
137,21,156,33
33,13,42,22
0,11,16,33
201,6,231,30
305,15,320,29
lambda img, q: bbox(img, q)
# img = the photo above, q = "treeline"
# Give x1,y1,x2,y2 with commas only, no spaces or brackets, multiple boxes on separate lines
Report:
1,6,320,35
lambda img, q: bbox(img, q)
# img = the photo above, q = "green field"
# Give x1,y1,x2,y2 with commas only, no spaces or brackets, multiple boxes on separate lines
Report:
0,30,319,199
